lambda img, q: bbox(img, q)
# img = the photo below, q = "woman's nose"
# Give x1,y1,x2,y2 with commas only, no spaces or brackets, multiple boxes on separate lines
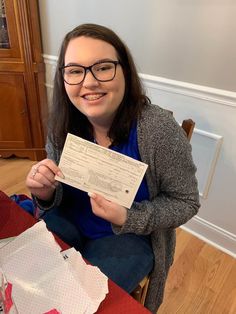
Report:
82,69,99,87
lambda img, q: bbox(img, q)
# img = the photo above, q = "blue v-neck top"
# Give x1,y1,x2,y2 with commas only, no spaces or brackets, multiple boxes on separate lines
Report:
60,123,149,239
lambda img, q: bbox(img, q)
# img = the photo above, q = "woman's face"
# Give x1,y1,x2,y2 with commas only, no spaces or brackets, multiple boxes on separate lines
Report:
64,36,125,128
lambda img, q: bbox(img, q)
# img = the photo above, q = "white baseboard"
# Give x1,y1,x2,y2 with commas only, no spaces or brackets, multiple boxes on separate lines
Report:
181,216,236,258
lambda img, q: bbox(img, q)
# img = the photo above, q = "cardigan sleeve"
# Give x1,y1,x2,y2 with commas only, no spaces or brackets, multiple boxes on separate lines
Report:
112,105,200,235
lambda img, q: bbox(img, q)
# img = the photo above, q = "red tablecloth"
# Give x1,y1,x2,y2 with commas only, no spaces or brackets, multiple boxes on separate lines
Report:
0,191,150,313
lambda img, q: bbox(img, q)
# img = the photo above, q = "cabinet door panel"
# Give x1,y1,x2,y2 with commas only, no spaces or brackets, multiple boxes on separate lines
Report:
0,73,32,148
0,0,21,59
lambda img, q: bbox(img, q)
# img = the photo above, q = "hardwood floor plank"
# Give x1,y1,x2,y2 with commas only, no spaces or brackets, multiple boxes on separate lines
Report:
211,262,236,313
200,245,235,292
0,157,35,196
159,235,206,313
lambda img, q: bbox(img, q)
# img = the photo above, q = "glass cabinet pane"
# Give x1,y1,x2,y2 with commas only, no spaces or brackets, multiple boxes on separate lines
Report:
0,0,10,49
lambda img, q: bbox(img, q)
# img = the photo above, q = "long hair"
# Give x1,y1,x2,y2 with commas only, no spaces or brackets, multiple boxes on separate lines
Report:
49,23,150,150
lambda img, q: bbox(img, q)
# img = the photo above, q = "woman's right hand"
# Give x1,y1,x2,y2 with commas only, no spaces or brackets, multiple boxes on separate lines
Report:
26,158,64,201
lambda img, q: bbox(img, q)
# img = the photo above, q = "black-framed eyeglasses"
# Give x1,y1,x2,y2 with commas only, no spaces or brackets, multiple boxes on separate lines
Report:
60,60,120,85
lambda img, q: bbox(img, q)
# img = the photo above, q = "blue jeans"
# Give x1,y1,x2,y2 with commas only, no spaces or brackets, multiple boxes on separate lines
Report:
43,208,154,293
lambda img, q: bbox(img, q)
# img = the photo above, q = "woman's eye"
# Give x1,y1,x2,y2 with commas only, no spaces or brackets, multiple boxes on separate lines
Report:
71,69,83,74
96,64,112,72
66,68,83,75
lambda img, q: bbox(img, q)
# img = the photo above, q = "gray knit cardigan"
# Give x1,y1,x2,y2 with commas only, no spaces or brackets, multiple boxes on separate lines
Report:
39,104,200,313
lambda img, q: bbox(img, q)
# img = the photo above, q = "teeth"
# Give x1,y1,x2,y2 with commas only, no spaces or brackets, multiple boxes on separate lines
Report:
84,94,103,100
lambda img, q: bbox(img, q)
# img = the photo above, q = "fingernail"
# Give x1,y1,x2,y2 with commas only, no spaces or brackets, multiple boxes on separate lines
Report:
88,192,96,199
57,171,65,179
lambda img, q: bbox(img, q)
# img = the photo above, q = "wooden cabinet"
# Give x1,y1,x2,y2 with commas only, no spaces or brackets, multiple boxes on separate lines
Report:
0,0,47,160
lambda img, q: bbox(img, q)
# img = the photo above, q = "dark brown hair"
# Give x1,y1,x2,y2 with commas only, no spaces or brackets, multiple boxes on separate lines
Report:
49,23,150,150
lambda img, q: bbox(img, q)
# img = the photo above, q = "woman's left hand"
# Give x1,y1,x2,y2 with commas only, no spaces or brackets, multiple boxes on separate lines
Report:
88,192,127,226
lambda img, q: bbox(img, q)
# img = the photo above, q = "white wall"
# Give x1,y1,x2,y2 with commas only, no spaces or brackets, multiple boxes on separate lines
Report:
38,0,236,92
39,0,236,257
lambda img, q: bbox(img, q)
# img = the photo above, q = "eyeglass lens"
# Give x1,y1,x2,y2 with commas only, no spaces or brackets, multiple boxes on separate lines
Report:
63,61,118,85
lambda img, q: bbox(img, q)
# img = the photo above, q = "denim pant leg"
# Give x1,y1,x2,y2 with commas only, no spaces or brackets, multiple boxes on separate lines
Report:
82,233,154,293
42,207,85,251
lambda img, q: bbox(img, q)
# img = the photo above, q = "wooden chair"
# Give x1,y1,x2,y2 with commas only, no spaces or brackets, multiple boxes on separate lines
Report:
131,117,195,305
181,119,195,141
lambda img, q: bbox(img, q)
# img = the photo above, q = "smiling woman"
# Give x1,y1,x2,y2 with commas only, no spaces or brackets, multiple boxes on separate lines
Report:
25,23,200,313
62,35,125,133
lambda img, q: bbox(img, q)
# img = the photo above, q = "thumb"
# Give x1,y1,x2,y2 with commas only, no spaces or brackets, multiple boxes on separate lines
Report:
88,192,110,207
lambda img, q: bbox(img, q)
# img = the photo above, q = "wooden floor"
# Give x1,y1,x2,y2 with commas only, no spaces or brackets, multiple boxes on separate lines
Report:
0,157,235,313
0,157,35,197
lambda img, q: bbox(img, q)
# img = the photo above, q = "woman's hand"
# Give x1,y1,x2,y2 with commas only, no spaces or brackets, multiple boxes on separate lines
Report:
88,192,127,226
26,158,64,201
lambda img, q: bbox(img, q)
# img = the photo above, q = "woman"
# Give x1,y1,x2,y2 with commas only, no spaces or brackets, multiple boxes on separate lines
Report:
26,23,200,313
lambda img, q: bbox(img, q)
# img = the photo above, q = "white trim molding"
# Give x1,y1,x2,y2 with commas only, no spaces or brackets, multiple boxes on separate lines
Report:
43,54,57,89
140,73,236,108
43,53,58,63
182,216,236,258
191,129,223,199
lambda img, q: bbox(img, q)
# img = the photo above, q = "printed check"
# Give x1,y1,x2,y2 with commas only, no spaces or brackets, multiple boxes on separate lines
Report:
55,133,148,208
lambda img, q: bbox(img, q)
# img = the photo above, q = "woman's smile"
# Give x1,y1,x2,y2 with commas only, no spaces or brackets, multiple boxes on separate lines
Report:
81,92,106,101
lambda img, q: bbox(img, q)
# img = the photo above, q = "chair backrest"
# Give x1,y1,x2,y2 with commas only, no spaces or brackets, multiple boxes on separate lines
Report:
166,109,195,142
181,119,195,141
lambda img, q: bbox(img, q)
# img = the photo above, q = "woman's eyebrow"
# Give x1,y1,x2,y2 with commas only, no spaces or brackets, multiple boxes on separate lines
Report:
64,58,116,67
64,62,82,67
95,58,116,63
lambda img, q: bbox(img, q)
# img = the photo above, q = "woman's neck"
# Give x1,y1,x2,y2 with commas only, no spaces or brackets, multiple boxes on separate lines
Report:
93,125,112,148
